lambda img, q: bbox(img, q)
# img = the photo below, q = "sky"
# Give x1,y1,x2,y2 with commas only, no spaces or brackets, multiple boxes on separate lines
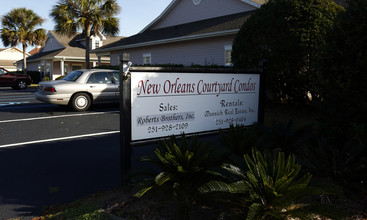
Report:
0,0,173,50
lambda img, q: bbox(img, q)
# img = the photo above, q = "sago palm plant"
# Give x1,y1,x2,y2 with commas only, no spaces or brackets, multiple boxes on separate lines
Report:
200,148,344,219
220,124,262,156
134,134,225,220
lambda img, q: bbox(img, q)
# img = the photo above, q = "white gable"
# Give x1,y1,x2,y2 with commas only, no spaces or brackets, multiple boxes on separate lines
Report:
41,31,65,53
0,47,26,60
143,0,258,32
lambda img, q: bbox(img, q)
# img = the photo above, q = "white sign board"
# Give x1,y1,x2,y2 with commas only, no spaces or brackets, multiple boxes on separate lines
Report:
131,72,260,141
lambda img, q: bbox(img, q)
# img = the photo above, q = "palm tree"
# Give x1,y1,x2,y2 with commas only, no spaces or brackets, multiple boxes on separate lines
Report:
50,0,120,69
1,8,46,74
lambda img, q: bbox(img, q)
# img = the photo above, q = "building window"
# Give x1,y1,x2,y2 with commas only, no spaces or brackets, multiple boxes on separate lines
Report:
122,53,130,61
95,39,100,48
143,53,151,65
72,65,82,71
225,45,232,66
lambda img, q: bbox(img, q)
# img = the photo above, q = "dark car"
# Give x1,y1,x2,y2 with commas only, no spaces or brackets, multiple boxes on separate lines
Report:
0,67,32,89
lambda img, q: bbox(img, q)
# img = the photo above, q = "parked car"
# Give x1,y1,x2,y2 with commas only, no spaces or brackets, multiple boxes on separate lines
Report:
0,67,32,89
35,69,120,111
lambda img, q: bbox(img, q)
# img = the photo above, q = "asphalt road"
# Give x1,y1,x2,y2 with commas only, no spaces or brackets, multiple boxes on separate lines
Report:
0,87,126,219
0,87,221,219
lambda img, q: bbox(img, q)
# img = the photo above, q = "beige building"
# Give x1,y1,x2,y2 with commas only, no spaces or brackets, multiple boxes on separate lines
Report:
92,0,266,67
19,31,123,80
0,47,29,71
93,0,346,67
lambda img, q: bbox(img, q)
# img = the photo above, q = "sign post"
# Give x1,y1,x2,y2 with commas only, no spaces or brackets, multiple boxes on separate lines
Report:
119,55,132,181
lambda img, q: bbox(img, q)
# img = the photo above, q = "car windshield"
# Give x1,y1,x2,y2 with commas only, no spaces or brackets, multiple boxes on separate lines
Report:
0,68,9,75
63,71,83,82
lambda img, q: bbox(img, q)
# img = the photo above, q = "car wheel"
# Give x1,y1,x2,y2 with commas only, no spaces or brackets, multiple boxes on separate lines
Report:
14,80,27,89
70,93,91,111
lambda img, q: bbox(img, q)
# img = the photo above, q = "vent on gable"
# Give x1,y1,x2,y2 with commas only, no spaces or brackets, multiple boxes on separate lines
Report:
193,0,201,6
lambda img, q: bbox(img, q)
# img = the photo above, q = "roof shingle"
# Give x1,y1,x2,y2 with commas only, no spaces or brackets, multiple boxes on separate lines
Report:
27,31,124,61
93,11,254,52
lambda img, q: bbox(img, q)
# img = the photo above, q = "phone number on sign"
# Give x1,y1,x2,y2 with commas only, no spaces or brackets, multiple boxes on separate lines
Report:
147,123,189,133
216,117,247,126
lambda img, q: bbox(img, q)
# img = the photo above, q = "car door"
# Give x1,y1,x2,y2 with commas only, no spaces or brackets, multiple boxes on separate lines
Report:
86,71,116,102
0,68,13,86
111,71,120,101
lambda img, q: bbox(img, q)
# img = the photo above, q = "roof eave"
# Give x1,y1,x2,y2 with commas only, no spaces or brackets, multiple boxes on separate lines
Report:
92,29,239,54
140,0,261,33
139,0,179,34
0,47,30,56
241,0,262,8
20,55,109,64
53,56,109,62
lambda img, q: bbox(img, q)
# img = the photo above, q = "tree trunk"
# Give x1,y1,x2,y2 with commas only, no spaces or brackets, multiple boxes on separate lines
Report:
22,43,27,75
85,26,91,69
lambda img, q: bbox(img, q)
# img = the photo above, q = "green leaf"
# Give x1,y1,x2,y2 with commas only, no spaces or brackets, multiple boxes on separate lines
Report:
134,185,153,198
155,172,170,186
246,203,264,220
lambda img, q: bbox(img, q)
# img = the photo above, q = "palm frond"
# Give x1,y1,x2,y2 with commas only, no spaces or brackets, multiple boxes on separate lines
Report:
155,172,170,186
199,180,249,194
134,185,153,198
246,203,264,220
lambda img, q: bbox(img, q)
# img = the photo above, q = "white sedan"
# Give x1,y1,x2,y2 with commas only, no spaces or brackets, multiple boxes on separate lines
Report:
35,69,120,111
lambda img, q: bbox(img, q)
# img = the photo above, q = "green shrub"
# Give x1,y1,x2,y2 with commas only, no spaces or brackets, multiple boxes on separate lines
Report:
92,65,119,70
44,202,108,220
220,121,314,157
316,0,367,133
301,133,367,196
231,0,343,103
26,71,42,84
220,124,262,156
200,148,344,219
260,120,314,155
15,70,41,84
55,75,66,80
135,134,225,220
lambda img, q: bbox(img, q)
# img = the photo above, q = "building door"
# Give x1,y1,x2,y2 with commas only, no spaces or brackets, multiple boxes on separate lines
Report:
64,64,69,75
45,63,51,81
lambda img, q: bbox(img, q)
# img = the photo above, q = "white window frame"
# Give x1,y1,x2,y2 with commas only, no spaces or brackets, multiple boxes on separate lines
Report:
224,45,233,66
143,53,152,65
95,39,100,48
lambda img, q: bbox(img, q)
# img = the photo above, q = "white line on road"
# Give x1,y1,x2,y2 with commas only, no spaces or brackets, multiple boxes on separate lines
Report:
0,97,35,101
0,92,35,96
0,111,120,124
0,130,120,148
0,101,31,107
0,104,56,110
